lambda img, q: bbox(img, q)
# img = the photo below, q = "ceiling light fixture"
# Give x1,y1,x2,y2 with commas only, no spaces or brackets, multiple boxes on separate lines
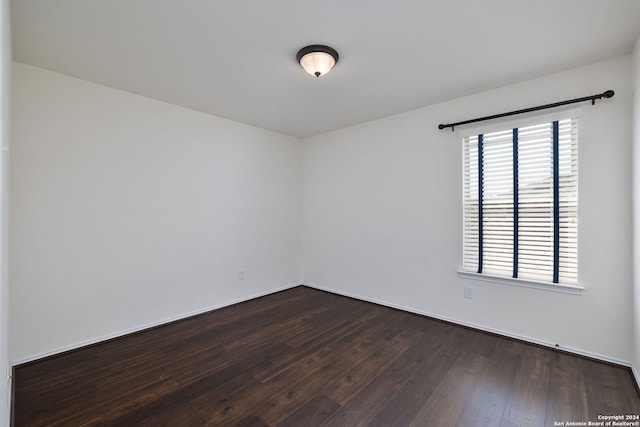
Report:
296,45,339,78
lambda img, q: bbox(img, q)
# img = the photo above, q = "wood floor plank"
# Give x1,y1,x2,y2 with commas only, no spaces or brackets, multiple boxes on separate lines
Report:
251,302,382,382
321,340,402,404
209,310,412,426
169,317,381,426
410,348,493,426
233,414,270,427
364,322,473,426
102,371,260,426
12,286,640,426
366,351,456,426
455,338,521,426
276,394,340,427
501,345,551,427
544,352,590,425
319,326,442,427
255,322,422,425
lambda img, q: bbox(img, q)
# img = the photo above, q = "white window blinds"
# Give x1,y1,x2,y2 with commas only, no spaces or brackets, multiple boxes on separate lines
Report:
463,117,578,285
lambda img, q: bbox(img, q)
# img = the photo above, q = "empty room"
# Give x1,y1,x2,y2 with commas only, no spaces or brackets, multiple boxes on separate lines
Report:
2,0,640,426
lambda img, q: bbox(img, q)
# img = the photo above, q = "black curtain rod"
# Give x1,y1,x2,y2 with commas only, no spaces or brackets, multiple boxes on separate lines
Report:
438,89,614,131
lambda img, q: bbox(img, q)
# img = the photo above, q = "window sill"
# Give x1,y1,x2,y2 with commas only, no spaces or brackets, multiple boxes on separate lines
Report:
457,270,584,295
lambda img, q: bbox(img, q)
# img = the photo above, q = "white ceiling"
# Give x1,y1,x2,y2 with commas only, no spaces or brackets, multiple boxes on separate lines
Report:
10,0,640,138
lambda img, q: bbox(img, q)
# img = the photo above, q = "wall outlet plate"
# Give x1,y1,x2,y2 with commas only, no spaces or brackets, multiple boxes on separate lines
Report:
464,286,473,299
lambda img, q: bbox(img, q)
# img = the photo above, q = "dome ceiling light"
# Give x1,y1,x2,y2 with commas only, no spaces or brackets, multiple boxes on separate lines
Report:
296,45,339,78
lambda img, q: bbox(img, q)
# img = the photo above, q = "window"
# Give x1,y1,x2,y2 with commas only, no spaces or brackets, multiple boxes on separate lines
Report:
461,115,579,290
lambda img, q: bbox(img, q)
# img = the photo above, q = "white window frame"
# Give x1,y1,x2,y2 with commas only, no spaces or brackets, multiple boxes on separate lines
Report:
457,108,584,295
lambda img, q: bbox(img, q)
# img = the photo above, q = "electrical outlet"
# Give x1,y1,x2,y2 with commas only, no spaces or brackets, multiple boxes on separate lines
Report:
464,286,473,299
238,270,245,280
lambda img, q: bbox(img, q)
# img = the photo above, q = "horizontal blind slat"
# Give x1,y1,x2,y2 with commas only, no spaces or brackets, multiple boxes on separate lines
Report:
462,117,578,286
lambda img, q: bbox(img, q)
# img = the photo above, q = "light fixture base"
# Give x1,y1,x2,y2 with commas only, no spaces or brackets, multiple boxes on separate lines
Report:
296,45,339,77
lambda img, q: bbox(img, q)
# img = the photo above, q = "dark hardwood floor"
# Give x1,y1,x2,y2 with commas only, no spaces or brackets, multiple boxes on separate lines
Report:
13,286,640,426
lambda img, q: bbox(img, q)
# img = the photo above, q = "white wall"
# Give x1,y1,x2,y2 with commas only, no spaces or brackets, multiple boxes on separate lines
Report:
0,0,10,423
10,63,301,362
302,55,634,364
8,50,637,376
632,36,640,384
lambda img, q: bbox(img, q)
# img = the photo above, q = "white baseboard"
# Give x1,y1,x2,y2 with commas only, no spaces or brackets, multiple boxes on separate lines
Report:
632,365,640,390
12,283,301,366
301,282,632,368
5,364,11,425
14,282,633,370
